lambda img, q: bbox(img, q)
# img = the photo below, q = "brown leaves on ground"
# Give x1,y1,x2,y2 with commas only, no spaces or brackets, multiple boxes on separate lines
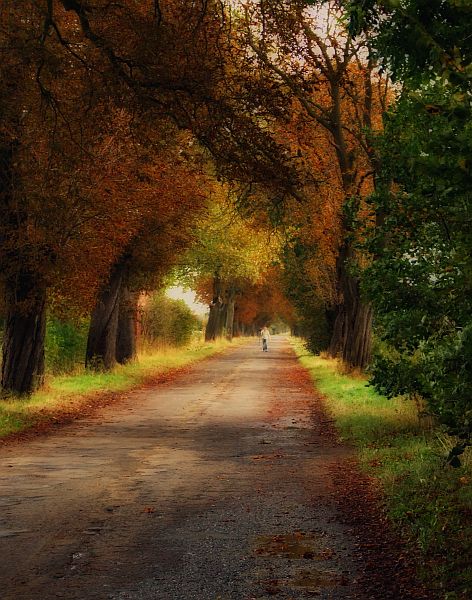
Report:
329,458,432,599
276,360,340,443
278,360,432,599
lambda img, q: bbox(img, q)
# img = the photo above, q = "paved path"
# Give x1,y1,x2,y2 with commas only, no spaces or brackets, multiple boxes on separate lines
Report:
0,336,365,600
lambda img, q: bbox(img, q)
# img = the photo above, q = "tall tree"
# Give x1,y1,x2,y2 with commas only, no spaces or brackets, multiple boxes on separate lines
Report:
239,0,389,368
347,0,472,445
0,4,142,392
85,128,209,369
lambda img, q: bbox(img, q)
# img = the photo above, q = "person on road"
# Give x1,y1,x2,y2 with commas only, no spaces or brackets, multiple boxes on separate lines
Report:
260,325,271,352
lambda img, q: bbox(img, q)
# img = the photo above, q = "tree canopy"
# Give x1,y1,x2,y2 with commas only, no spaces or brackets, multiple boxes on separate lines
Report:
1,0,471,456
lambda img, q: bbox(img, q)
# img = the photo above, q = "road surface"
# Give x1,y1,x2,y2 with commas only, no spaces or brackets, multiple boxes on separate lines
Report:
0,337,409,599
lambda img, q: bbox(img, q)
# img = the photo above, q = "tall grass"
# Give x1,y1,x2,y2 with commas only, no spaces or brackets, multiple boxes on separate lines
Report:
292,339,472,600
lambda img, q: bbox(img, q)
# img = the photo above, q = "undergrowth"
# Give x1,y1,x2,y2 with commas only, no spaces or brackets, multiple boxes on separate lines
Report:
291,339,472,600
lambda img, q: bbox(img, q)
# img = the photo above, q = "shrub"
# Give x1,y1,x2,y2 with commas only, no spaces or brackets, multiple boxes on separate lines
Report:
141,292,202,347
45,317,89,374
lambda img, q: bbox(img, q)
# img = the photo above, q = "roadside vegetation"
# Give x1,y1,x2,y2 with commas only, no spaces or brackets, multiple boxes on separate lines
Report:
0,336,235,440
0,295,236,440
291,339,472,600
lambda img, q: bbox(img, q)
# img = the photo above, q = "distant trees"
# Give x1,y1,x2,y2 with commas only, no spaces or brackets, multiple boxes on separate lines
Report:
182,187,282,341
232,269,296,336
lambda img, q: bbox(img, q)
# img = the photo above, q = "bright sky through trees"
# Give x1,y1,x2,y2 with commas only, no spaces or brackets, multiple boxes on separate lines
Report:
166,287,208,316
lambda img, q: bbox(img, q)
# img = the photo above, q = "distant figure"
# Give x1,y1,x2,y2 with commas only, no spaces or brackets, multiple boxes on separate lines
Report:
260,326,271,352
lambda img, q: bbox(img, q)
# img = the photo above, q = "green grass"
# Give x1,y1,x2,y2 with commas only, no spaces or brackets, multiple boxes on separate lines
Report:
291,339,472,600
0,338,237,439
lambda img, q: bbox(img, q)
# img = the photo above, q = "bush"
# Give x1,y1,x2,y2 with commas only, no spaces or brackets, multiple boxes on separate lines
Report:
141,292,202,347
369,329,472,447
45,317,89,374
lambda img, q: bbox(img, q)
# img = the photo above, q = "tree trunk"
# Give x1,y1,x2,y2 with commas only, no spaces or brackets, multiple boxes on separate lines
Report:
0,139,47,395
85,259,125,370
116,286,138,364
205,301,225,340
343,299,372,370
328,239,372,369
233,314,244,337
205,275,226,341
325,83,373,369
327,305,346,357
224,289,236,341
1,273,47,395
205,304,218,341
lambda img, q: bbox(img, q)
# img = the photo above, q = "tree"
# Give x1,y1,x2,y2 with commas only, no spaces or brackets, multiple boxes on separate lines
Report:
346,0,472,445
85,127,209,369
182,186,281,341
0,0,306,393
238,0,389,368
0,3,146,392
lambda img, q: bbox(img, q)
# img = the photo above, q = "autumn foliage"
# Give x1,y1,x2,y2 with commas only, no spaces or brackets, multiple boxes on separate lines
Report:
1,0,390,394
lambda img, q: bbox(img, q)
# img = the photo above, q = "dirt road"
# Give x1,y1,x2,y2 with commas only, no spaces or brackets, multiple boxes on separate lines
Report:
0,337,416,600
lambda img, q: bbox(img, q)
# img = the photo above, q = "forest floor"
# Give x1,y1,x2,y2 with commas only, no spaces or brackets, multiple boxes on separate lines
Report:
0,336,429,600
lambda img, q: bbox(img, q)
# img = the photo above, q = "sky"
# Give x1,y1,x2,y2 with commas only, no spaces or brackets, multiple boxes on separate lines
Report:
166,286,209,316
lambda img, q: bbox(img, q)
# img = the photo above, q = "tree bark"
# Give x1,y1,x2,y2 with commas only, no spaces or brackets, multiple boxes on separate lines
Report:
85,259,125,370
1,273,47,395
0,140,47,395
116,286,138,364
328,304,346,358
328,238,372,369
224,289,236,341
343,299,372,370
205,274,226,341
233,313,244,337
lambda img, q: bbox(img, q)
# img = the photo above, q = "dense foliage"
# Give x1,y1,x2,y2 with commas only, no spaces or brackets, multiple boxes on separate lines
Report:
45,318,89,375
140,292,202,348
347,0,472,448
281,238,332,354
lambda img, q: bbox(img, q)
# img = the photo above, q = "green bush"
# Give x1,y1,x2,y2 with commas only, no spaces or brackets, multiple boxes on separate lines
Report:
45,317,89,375
296,309,331,355
369,327,472,445
368,340,423,399
360,79,472,457
141,292,202,347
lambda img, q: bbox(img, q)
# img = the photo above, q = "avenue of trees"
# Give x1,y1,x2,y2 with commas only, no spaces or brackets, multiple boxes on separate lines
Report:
0,1,470,449
180,186,291,341
0,0,296,393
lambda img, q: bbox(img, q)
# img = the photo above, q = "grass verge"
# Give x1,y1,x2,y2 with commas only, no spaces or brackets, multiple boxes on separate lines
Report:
291,338,472,600
0,338,240,440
